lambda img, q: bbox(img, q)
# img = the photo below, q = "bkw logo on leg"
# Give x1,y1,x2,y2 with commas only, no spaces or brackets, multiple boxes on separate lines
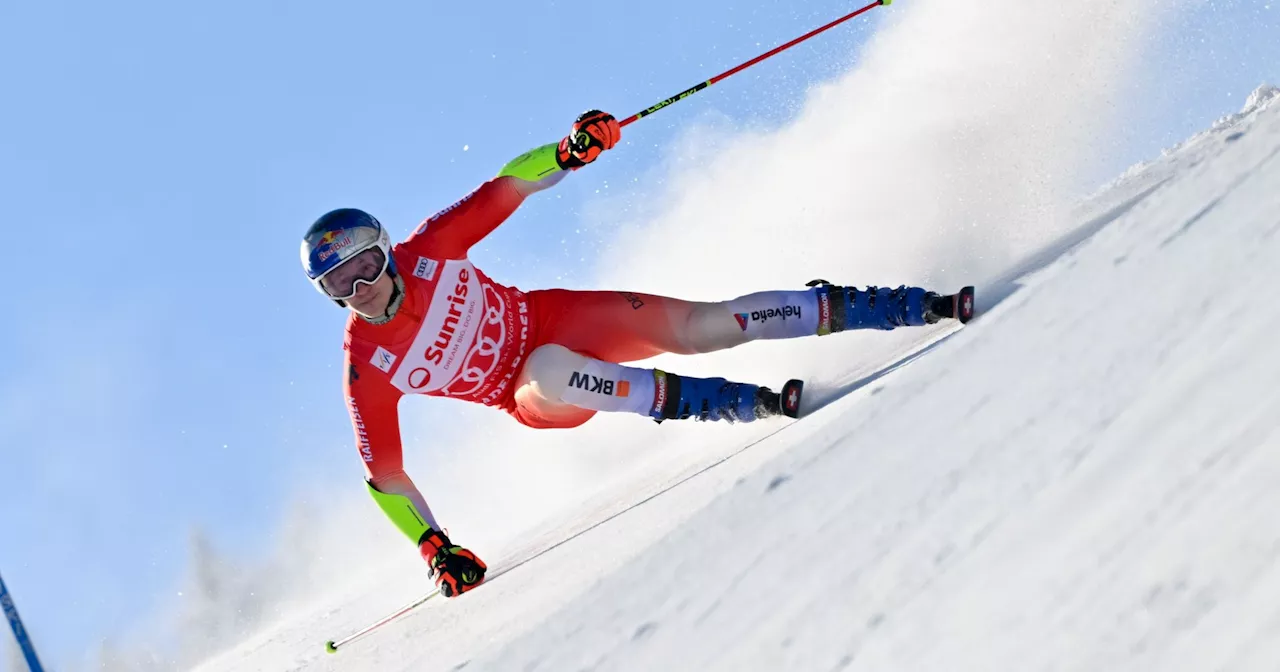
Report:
569,372,630,397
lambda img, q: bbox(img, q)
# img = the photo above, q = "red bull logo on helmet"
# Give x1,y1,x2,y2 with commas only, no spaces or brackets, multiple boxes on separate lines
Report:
316,229,355,263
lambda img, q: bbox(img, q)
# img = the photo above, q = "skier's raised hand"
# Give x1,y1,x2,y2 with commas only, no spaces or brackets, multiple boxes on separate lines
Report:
420,529,487,597
556,110,621,170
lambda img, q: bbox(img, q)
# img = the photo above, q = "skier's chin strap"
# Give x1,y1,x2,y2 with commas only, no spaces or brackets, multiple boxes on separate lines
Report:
360,273,406,326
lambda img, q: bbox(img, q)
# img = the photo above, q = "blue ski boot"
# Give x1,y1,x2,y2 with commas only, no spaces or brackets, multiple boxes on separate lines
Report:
649,372,805,423
806,281,975,331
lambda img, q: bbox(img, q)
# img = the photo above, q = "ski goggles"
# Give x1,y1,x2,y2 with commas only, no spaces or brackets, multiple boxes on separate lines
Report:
318,247,389,300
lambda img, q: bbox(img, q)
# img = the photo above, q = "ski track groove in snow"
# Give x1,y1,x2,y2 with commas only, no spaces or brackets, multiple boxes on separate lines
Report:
197,93,1280,671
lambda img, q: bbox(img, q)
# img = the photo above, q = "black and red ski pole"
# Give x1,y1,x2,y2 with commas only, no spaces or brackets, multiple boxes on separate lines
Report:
620,0,893,128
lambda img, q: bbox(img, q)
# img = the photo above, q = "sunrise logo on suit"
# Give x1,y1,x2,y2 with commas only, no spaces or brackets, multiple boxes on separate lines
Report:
392,261,483,394
388,260,516,404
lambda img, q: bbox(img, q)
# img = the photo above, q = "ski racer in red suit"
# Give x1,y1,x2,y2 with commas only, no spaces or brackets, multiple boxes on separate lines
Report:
300,110,975,597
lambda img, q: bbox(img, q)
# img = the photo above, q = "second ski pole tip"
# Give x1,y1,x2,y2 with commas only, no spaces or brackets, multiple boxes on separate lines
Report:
325,640,339,654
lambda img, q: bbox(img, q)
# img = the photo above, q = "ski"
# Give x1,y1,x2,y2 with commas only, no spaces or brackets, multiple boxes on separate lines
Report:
927,285,977,324
780,379,804,418
954,285,976,323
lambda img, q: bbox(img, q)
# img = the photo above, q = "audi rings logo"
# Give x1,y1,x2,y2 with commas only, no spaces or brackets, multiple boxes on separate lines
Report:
444,282,506,398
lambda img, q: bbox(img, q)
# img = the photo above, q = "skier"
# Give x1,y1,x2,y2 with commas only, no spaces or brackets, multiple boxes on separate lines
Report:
301,110,974,598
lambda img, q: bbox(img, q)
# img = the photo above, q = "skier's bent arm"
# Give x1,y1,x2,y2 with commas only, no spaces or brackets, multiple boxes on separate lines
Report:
345,352,440,543
405,111,621,259
343,351,487,597
403,153,565,259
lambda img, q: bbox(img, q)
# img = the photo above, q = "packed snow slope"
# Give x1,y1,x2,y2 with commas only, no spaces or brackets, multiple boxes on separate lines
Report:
196,88,1280,671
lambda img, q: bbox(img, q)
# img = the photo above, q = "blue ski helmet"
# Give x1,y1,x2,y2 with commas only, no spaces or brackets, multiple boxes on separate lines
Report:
301,208,397,305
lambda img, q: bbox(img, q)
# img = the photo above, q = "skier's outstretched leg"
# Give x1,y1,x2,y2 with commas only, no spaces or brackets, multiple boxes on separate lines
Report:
512,344,795,427
511,283,973,426
527,283,971,362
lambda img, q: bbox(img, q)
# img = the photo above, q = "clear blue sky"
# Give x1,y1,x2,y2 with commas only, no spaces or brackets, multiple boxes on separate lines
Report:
0,0,1275,667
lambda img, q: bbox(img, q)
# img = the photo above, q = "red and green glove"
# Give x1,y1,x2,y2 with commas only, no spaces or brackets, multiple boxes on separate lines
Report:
419,529,487,597
556,110,621,170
